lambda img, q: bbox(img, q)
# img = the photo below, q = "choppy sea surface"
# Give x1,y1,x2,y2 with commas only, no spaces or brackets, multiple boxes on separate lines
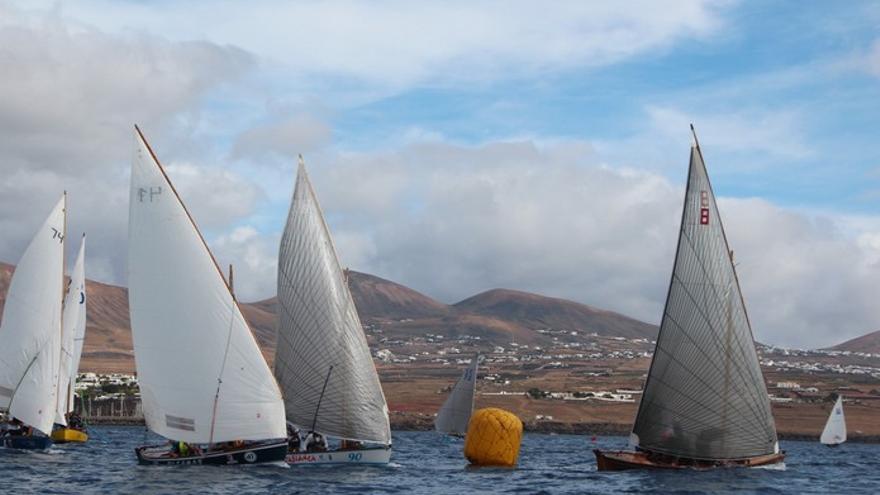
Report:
1,426,878,494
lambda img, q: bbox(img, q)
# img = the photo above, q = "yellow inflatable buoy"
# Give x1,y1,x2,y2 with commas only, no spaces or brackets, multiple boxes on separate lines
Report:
463,407,523,467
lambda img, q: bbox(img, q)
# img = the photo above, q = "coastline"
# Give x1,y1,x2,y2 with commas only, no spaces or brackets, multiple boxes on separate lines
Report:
84,415,880,444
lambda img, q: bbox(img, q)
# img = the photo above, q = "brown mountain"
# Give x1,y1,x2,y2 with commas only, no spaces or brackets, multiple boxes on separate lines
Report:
454,288,657,340
830,330,880,354
0,263,658,372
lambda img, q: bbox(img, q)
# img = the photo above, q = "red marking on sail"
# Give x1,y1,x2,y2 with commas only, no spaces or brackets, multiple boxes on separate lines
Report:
700,208,710,225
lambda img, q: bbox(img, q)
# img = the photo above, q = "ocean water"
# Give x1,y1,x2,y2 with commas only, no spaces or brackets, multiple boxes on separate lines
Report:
1,427,878,494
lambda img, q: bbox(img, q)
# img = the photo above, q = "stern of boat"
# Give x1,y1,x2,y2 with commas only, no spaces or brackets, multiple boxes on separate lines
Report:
51,428,88,443
287,445,392,465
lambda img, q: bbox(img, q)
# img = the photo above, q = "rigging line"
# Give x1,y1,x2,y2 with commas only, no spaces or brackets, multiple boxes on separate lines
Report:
311,365,334,433
671,225,768,409
208,301,237,445
6,352,42,416
678,218,764,389
688,140,775,425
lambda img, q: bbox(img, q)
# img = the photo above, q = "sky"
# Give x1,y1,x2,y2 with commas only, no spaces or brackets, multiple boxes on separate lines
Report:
1,0,879,349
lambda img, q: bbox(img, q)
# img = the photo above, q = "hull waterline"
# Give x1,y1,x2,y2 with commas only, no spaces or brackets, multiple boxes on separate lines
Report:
135,440,287,466
51,428,88,443
0,435,53,450
286,446,391,465
594,449,785,471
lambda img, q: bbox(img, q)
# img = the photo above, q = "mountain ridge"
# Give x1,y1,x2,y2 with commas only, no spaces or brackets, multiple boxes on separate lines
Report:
0,261,660,372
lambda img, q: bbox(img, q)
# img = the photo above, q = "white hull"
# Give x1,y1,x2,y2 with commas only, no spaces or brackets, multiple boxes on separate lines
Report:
286,446,391,465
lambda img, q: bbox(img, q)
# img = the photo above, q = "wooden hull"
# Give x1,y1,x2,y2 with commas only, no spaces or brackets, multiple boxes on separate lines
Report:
51,428,88,443
594,449,785,471
135,440,287,466
286,446,391,465
0,435,53,450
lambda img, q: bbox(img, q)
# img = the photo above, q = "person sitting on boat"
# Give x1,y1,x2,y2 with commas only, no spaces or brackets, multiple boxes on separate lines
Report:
304,431,328,452
169,439,181,457
67,411,85,430
340,439,364,450
286,422,301,452
0,418,19,437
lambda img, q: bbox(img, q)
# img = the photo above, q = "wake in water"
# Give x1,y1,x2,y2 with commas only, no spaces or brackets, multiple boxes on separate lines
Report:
754,462,787,471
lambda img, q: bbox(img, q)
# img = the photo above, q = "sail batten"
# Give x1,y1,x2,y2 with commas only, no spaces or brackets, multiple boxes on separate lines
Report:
274,159,391,445
0,196,65,435
435,356,479,436
631,143,778,460
128,127,285,444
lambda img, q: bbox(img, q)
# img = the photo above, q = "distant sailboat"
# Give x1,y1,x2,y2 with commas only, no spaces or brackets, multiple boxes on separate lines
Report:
129,126,287,466
435,355,480,437
594,126,785,470
0,195,66,450
52,235,89,443
820,395,846,447
275,156,392,465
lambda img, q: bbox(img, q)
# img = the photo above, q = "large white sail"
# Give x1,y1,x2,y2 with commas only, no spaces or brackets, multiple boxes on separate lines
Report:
274,158,391,445
631,130,778,460
128,127,285,444
820,396,846,445
55,235,87,425
435,356,479,436
0,196,66,435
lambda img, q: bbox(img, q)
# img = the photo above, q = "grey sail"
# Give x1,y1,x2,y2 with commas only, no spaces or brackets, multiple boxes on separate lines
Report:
631,134,778,460
435,356,479,436
274,157,391,445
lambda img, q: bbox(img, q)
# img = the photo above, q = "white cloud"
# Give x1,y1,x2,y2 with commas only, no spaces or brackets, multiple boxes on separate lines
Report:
286,139,880,349
211,226,279,300
645,106,812,160
162,162,265,230
231,114,332,161
30,0,732,88
0,3,258,286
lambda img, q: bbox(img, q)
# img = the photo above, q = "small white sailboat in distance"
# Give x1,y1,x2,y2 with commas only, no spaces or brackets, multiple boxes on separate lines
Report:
129,126,287,466
820,395,846,447
52,234,89,443
275,156,392,465
435,355,480,437
0,195,66,450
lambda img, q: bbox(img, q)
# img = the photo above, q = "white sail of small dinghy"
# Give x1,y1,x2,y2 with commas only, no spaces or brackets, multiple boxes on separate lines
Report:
435,355,479,436
0,196,66,436
128,126,285,446
820,396,846,446
55,235,87,425
628,126,780,462
274,157,392,447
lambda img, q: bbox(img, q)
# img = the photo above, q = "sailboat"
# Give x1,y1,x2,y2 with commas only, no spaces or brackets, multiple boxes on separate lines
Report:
51,235,89,443
129,126,287,466
435,355,480,437
274,156,392,465
0,195,66,450
820,395,846,447
594,126,785,470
